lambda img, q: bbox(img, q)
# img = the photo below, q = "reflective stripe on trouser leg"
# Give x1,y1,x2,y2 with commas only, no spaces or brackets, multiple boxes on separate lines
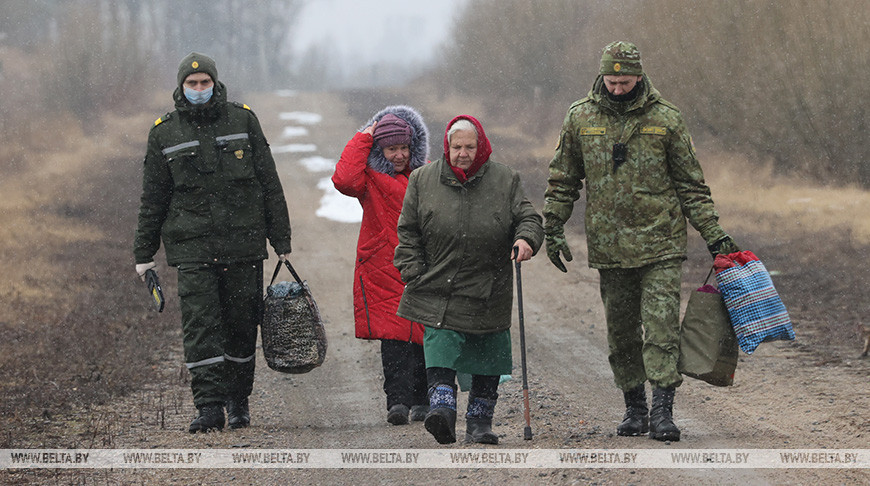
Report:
220,262,262,400
599,266,647,391
178,263,227,407
638,259,682,389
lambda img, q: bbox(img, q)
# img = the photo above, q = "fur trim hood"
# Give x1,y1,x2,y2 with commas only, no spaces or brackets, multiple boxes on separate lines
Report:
361,105,429,176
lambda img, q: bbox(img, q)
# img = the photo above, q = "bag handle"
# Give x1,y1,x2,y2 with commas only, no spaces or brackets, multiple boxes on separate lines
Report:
269,259,303,286
702,266,714,285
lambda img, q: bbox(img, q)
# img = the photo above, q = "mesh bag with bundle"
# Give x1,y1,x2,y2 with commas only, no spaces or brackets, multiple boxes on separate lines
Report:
262,260,327,373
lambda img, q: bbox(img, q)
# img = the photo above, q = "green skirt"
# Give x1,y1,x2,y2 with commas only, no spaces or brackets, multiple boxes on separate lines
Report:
423,327,512,376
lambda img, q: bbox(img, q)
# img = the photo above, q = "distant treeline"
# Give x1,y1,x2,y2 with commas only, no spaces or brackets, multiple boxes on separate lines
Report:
432,0,869,187
2,1,866,186
0,0,301,169
0,0,301,121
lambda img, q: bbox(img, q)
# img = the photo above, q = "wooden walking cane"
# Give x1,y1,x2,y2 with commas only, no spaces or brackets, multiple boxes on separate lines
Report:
513,246,533,440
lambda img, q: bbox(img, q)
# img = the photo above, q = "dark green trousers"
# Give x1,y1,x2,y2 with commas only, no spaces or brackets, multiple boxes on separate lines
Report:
177,262,262,407
598,259,683,391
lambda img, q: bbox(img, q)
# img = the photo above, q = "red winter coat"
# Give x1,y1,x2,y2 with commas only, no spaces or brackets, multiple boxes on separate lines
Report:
332,131,426,344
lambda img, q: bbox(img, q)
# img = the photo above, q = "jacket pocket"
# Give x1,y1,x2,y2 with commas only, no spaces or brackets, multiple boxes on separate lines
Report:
224,182,265,233
165,143,203,190
218,135,255,181
163,191,211,243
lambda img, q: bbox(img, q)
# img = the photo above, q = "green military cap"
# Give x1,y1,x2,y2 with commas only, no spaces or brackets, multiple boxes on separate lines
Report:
599,41,643,76
177,52,218,87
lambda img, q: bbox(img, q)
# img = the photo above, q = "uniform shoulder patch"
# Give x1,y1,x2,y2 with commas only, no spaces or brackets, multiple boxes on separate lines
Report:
231,101,252,111
153,112,172,127
570,97,592,110
655,98,681,113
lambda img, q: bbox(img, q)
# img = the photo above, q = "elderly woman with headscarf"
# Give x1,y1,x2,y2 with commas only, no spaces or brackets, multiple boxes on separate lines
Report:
394,115,543,444
332,106,430,426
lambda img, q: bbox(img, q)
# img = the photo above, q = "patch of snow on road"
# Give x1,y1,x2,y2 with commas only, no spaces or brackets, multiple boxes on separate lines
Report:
315,177,362,223
272,144,317,154
275,89,297,97
299,156,336,173
282,126,309,138
279,112,323,124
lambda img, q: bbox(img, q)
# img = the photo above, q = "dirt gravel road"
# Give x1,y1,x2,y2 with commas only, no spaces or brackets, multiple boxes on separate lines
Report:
3,90,868,485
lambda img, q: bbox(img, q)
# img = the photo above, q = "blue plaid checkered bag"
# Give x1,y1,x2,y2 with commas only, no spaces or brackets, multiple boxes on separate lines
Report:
714,251,795,354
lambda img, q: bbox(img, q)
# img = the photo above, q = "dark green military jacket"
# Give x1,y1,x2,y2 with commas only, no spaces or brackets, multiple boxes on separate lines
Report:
134,82,292,266
544,75,726,269
395,157,543,334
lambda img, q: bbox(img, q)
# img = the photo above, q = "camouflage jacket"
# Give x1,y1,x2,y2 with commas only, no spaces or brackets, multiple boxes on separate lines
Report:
543,75,726,269
134,83,292,266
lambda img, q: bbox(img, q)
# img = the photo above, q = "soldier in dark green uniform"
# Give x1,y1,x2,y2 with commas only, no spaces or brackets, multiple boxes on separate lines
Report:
544,41,739,442
134,52,292,433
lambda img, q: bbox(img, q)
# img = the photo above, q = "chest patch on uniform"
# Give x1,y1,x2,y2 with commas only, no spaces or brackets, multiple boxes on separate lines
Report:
640,126,667,136
580,127,606,136
234,149,244,159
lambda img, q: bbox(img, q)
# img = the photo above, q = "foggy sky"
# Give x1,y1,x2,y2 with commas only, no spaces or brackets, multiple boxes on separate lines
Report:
291,0,467,71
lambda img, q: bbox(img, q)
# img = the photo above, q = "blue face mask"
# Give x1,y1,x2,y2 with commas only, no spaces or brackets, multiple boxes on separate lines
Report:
184,86,213,105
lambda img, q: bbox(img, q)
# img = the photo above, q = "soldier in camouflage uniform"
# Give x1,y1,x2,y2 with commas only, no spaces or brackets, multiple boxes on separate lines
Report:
543,41,739,442
134,53,292,433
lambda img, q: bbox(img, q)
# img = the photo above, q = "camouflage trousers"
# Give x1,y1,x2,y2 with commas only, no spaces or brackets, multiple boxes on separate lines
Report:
176,262,263,407
598,259,683,391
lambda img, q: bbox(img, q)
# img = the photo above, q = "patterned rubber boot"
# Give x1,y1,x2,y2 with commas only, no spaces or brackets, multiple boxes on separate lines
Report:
649,387,681,442
616,384,649,436
424,384,457,444
465,395,498,444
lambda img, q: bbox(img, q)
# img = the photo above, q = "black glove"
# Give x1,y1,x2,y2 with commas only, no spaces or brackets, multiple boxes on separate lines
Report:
707,235,740,258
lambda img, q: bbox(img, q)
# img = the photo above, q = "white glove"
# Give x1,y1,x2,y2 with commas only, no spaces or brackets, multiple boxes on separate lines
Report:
136,262,156,281
278,253,290,262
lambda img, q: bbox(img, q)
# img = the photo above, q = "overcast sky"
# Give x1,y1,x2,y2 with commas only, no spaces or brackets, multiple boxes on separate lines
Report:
291,0,467,70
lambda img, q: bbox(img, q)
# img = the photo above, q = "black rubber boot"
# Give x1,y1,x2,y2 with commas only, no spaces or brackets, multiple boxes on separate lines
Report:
226,397,250,429
424,384,457,444
188,403,225,433
387,404,410,425
649,387,681,442
616,384,649,436
410,405,429,422
465,395,498,444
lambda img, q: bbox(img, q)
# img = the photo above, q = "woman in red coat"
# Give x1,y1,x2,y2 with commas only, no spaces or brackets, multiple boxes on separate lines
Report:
332,106,429,425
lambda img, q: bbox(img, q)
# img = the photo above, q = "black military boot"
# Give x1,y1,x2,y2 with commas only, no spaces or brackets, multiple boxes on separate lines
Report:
649,387,681,442
616,384,649,436
188,403,225,433
226,397,251,429
424,384,457,444
465,395,498,444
